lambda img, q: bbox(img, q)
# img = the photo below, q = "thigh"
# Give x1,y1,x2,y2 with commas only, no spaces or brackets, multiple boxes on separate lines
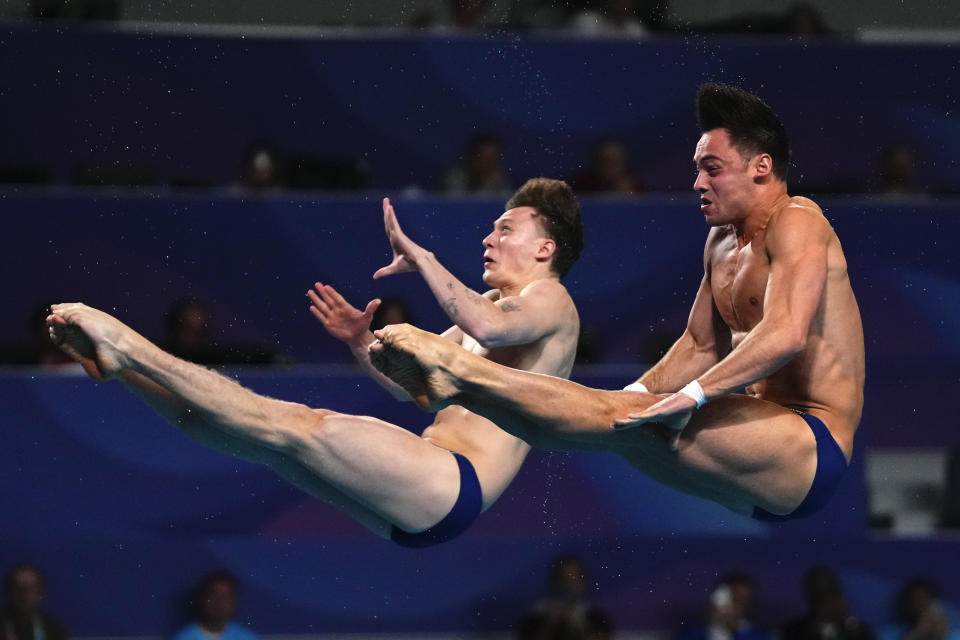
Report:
619,395,819,516
291,411,463,533
177,420,394,537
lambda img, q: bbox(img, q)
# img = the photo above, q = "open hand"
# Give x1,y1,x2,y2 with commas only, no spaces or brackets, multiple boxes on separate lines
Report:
611,391,696,432
373,198,425,279
307,282,380,345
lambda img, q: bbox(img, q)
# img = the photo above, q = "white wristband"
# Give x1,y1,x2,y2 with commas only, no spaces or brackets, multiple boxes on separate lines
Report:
623,382,649,393
679,380,707,408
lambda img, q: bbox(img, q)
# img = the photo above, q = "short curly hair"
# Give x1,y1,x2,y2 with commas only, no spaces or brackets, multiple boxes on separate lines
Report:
505,178,584,278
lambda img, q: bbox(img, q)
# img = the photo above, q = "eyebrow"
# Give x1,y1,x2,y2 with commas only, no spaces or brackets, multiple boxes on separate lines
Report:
694,154,724,166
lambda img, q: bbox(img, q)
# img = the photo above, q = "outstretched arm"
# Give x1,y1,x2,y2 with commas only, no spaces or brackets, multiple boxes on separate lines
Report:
373,198,560,347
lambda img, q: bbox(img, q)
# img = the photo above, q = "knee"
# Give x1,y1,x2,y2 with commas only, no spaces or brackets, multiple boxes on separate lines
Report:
283,405,346,455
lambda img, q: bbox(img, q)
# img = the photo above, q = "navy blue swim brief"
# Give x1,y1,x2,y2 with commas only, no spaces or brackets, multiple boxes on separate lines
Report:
752,411,848,522
390,451,482,547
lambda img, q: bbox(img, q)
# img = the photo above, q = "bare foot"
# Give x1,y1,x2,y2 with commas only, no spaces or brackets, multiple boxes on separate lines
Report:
368,323,461,411
46,303,132,380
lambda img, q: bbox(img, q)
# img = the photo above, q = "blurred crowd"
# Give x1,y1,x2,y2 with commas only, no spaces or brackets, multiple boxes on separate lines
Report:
22,0,836,39
2,558,956,640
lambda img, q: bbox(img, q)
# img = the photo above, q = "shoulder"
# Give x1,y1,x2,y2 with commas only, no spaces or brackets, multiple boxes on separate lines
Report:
519,277,567,295
703,224,735,269
705,224,735,252
773,196,829,230
767,196,832,250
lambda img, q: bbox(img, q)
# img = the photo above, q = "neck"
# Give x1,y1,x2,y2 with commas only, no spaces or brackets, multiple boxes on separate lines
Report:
503,272,557,298
733,187,790,246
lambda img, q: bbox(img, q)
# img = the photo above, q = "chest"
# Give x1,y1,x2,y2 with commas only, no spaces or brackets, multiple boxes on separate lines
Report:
709,238,770,331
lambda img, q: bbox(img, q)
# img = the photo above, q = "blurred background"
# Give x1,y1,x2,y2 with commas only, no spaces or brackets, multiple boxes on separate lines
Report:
1,1,959,639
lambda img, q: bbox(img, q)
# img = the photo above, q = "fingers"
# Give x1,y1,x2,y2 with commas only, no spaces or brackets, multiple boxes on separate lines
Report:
313,282,339,308
308,304,325,323
610,415,649,430
322,283,347,306
363,298,381,317
306,288,330,315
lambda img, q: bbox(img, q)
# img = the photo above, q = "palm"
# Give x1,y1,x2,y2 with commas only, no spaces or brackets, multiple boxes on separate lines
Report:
308,282,378,344
326,304,370,342
373,197,422,279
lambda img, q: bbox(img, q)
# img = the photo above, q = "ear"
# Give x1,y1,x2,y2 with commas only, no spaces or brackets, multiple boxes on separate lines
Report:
753,153,774,179
536,238,556,261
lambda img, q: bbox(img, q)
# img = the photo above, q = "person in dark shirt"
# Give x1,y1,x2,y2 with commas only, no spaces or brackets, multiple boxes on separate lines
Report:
1,564,68,640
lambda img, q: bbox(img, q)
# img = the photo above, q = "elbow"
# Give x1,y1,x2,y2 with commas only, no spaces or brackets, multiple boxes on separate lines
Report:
779,327,808,360
469,321,509,349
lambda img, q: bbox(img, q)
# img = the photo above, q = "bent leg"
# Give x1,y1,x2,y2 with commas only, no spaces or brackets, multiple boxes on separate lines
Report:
670,396,820,515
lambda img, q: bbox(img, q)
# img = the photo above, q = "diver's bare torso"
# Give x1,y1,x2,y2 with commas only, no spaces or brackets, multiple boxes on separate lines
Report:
420,285,580,508
708,196,865,458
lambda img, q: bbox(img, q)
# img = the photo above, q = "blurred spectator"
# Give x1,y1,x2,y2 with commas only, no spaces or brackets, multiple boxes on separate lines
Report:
568,0,650,37
164,298,213,359
408,0,510,33
878,142,921,197
571,139,644,196
517,555,611,640
451,0,488,32
585,609,615,640
677,573,771,640
239,141,285,191
162,298,275,365
691,2,832,38
880,578,958,640
784,3,831,39
370,297,415,332
172,571,256,640
1,563,68,640
783,566,874,640
443,133,512,196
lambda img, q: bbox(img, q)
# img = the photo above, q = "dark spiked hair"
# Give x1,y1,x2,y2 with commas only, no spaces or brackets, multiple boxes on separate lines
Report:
696,83,791,180
505,178,584,278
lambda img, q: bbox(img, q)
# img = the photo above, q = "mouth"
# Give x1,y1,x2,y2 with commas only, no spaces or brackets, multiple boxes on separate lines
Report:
700,197,713,211
483,255,494,266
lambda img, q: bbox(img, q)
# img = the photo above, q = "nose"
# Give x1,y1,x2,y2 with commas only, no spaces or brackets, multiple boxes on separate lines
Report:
693,170,707,193
482,230,495,247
